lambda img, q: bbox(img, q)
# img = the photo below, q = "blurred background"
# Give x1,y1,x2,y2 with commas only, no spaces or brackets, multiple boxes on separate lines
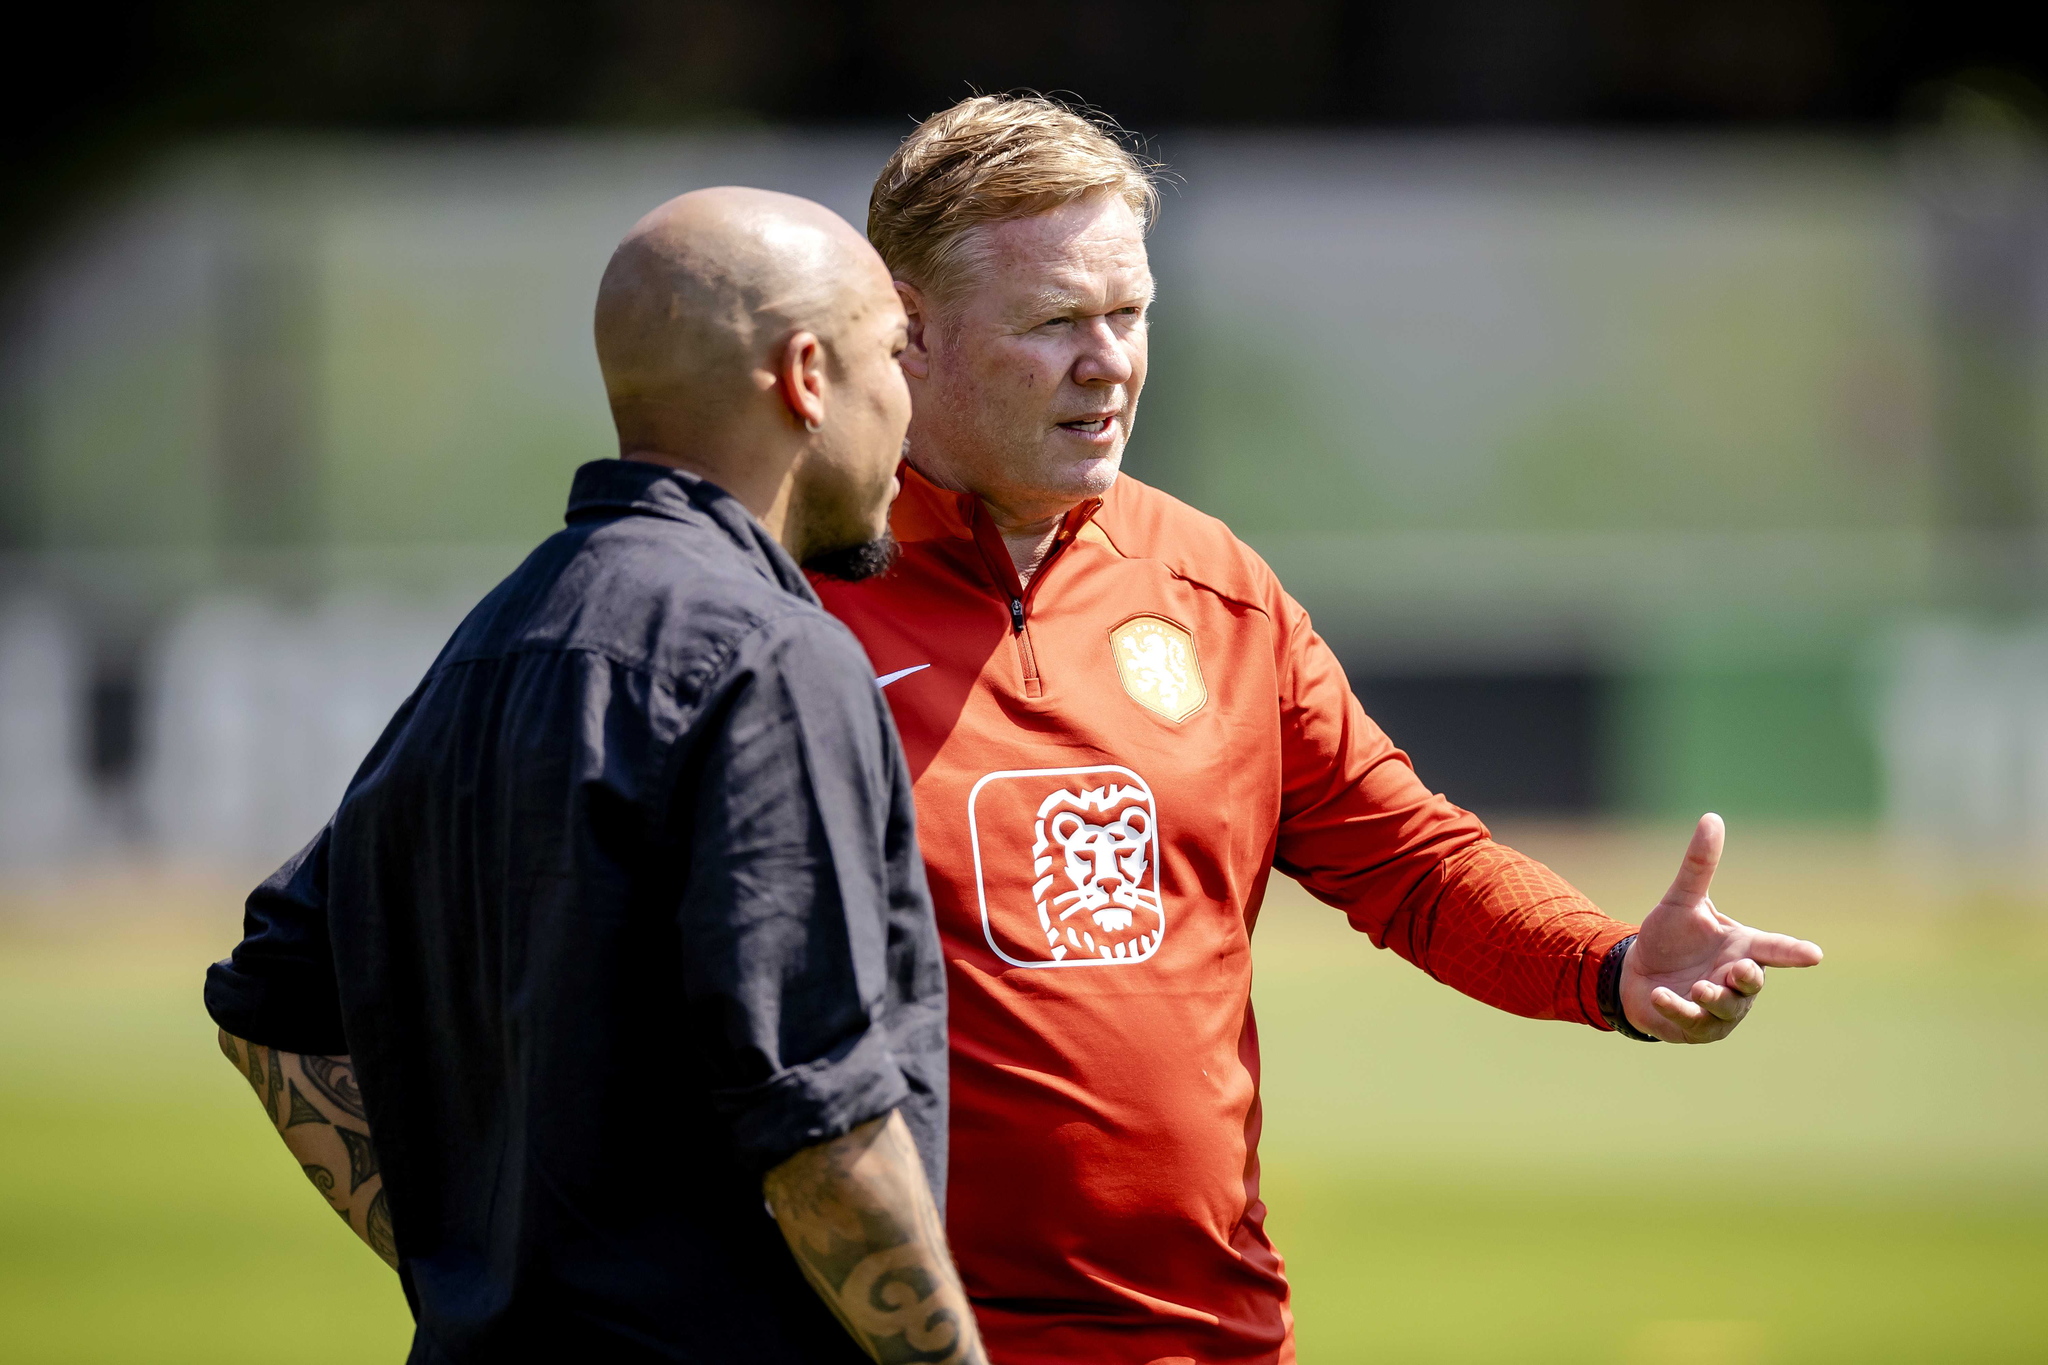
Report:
1,3,2044,1362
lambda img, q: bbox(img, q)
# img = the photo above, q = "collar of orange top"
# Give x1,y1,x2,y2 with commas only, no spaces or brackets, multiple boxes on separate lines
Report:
890,461,1108,545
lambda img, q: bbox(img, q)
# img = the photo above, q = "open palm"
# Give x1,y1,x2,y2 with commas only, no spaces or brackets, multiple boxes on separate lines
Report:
1620,814,1825,1044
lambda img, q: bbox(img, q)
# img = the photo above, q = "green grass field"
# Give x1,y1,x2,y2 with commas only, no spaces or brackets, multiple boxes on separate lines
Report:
2,823,2042,1363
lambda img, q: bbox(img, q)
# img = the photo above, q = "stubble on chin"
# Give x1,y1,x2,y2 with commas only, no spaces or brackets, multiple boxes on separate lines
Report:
802,531,899,582
911,400,1130,511
788,455,898,576
1043,436,1124,501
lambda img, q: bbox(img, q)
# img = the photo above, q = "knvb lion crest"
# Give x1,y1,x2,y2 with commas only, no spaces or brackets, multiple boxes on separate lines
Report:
1110,615,1206,723
968,765,1164,968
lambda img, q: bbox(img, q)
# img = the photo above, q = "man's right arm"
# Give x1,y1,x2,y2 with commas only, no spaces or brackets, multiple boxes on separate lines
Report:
217,1030,397,1269
765,1111,986,1365
680,615,980,1359
1271,593,1823,1039
1269,591,1632,1026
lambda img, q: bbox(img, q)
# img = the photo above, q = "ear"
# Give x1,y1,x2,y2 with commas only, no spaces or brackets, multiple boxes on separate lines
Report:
895,282,931,382
774,330,827,431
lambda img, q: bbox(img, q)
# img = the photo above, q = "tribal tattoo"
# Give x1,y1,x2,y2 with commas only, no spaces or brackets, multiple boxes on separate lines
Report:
217,1031,397,1273
300,1055,368,1120
366,1188,397,1268
265,1046,285,1123
243,1038,268,1098
337,1126,380,1194
284,1080,329,1129
764,1113,986,1365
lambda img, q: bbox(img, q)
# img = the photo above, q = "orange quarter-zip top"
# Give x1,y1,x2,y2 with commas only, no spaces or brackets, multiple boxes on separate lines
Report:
815,466,1634,1365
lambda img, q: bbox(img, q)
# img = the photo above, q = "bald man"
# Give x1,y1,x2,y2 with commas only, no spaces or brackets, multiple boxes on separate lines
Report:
206,189,988,1365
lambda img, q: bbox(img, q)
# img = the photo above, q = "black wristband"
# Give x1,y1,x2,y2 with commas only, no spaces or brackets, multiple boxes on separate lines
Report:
1598,933,1660,1042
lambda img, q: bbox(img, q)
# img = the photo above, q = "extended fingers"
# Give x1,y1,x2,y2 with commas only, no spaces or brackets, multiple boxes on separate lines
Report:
1748,932,1824,968
1661,813,1725,905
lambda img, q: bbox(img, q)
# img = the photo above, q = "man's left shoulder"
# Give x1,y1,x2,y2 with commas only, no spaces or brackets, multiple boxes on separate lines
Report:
1096,474,1284,611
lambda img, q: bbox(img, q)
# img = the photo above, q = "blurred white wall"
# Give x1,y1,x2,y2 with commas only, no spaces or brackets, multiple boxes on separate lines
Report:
1880,619,2048,886
2,131,2046,871
0,597,95,870
140,593,465,869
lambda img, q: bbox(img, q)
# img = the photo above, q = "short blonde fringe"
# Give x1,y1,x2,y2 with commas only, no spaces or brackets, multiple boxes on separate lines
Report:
868,93,1163,299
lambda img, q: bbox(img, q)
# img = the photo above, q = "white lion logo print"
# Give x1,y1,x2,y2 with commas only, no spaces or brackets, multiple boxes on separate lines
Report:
968,765,1164,967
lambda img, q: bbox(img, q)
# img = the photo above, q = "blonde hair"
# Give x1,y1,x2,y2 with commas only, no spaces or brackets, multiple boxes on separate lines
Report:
868,93,1162,300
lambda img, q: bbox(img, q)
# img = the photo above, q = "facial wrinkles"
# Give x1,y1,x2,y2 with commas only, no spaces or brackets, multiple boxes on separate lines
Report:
924,199,1152,517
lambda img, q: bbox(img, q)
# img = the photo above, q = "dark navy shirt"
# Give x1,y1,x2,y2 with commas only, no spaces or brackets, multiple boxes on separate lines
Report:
205,459,946,1363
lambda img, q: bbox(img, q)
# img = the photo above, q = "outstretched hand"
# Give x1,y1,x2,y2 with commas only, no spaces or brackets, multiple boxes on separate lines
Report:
1620,814,1824,1044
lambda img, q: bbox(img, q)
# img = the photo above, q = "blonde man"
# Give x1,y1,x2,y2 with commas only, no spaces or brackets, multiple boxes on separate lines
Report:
816,95,1823,1364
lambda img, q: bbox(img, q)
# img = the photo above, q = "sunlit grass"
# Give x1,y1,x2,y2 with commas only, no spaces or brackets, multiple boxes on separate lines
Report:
1255,820,2048,1363
0,887,412,1365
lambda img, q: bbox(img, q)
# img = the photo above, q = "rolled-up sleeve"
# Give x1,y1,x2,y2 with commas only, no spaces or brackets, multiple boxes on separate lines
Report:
203,826,351,1056
677,612,911,1171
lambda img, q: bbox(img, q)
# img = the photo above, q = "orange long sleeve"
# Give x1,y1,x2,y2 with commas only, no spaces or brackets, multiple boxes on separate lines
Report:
1271,591,1633,1028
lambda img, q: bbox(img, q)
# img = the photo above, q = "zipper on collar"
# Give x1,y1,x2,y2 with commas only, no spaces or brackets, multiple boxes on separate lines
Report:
967,497,1102,700
1010,592,1042,697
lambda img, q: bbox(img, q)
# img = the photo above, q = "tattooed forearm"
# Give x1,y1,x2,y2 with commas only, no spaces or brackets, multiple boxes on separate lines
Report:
300,1054,368,1121
337,1126,380,1194
218,1030,398,1271
763,1111,987,1365
242,1037,267,1099
285,1080,328,1129
264,1046,285,1122
366,1188,396,1263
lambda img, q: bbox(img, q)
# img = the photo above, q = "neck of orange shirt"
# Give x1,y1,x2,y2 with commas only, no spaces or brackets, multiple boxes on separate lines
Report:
904,458,1075,584
999,520,1063,584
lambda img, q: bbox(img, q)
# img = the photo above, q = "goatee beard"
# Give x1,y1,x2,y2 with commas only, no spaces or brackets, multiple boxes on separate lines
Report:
802,532,899,583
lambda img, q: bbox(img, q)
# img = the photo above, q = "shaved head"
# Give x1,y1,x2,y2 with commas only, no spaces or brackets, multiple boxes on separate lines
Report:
597,187,883,442
592,187,912,573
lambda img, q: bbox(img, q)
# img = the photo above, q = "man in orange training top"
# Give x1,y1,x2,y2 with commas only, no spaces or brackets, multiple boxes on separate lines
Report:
816,95,1826,1365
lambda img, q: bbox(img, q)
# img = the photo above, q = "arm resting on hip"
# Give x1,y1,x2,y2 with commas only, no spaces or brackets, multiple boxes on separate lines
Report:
763,1111,987,1365
217,1029,396,1269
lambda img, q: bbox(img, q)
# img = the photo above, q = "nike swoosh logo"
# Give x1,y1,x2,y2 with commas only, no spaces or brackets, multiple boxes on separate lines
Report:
875,664,932,689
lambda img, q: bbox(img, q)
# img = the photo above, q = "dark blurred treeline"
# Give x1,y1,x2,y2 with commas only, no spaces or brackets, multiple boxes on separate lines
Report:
4,0,2044,268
